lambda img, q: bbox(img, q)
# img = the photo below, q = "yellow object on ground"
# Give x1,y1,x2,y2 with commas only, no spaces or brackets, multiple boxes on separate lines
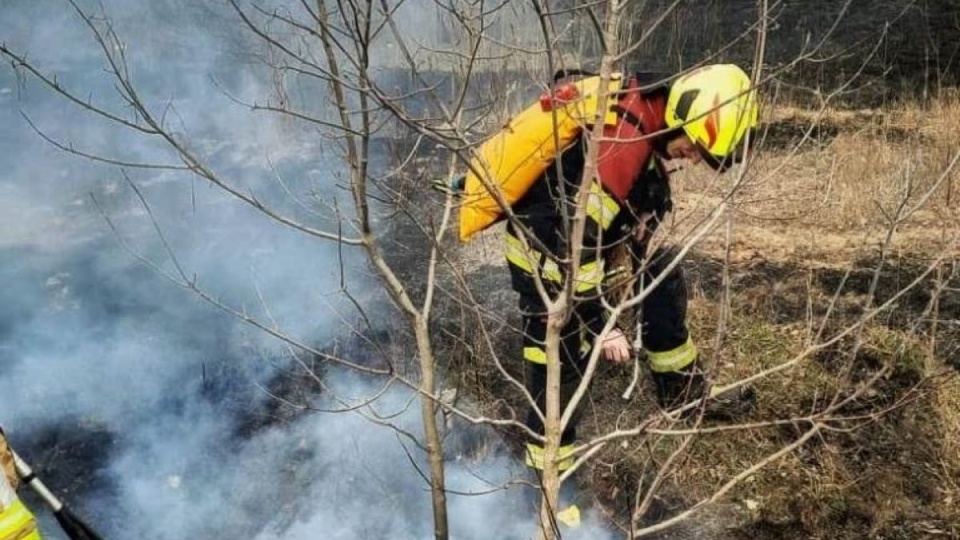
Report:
459,74,622,242
557,504,581,528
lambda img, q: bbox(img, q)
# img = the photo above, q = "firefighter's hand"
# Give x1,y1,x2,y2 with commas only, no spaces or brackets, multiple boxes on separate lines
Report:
601,328,631,364
632,212,655,243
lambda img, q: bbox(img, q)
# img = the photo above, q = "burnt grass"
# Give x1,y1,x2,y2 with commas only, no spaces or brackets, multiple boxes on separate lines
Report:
96,132,951,538
678,252,957,537
367,132,960,537
441,244,960,539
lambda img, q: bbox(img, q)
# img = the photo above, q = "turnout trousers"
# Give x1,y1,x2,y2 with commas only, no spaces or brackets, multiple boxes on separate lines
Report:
517,246,697,472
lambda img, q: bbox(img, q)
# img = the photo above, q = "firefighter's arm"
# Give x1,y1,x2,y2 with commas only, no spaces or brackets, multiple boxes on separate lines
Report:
581,91,655,364
574,270,631,364
577,228,631,364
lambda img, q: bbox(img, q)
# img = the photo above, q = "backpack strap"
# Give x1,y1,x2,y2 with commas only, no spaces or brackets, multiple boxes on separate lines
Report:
611,104,644,130
610,74,672,131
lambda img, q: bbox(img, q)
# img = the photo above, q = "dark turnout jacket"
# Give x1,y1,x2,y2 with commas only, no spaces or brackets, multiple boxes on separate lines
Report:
505,74,674,321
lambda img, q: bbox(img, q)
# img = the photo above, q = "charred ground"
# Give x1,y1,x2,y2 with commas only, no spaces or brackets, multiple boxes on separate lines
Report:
383,95,960,539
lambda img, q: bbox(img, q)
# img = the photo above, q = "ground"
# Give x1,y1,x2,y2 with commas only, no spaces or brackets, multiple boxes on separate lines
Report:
446,94,960,539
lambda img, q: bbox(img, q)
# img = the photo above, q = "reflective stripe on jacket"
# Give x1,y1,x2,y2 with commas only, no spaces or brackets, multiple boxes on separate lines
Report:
0,476,41,540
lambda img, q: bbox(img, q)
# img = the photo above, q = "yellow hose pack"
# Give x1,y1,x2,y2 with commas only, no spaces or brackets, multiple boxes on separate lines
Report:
459,74,623,242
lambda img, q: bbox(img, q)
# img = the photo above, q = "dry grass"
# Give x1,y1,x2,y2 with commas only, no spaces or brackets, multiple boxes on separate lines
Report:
669,94,960,268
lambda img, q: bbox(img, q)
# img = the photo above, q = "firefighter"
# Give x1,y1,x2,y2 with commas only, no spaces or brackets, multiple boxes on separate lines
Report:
505,64,759,521
0,429,43,540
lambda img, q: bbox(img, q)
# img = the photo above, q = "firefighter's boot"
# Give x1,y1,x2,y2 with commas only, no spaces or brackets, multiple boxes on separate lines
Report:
706,382,757,420
653,360,756,420
652,360,707,411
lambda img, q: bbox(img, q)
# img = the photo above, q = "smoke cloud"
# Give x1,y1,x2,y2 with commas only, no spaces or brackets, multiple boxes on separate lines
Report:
0,1,615,538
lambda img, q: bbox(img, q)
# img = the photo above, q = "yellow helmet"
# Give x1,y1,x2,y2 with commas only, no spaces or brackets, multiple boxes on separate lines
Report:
665,64,759,169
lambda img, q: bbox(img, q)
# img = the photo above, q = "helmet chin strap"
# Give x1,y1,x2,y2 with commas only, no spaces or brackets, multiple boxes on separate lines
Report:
697,144,733,172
